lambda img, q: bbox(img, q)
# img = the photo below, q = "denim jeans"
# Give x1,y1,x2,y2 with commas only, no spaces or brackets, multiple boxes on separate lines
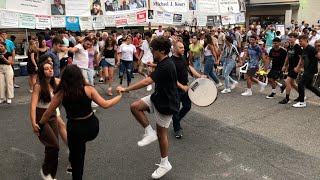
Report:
87,68,95,86
119,60,133,86
172,90,192,132
203,55,219,84
192,56,202,73
222,59,236,89
298,72,320,102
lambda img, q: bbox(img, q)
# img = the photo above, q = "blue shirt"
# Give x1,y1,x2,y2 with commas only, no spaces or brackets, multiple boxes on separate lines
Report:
248,45,262,68
266,30,275,47
4,39,15,53
46,49,60,77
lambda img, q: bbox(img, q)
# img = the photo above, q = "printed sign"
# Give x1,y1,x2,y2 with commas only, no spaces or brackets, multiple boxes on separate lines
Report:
51,16,66,28
0,10,19,28
150,0,188,12
36,15,51,29
66,16,80,31
19,13,36,29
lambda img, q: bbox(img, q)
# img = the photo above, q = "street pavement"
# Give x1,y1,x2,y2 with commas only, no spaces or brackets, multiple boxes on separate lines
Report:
1,72,320,180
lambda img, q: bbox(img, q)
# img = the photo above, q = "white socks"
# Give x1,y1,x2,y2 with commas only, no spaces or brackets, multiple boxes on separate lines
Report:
160,157,169,165
272,89,276,93
145,125,154,135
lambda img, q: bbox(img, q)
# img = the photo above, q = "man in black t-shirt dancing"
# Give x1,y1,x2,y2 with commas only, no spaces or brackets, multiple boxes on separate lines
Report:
117,37,179,179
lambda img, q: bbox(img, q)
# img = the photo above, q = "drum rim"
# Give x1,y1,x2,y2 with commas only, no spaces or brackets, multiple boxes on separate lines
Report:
188,78,218,107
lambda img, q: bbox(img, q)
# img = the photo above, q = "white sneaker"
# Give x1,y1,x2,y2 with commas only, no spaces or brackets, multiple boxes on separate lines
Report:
293,102,306,108
40,169,54,180
216,82,223,88
259,82,267,92
6,99,11,104
230,81,238,90
221,88,231,94
0,99,4,104
137,131,157,147
91,101,99,108
147,85,152,91
241,89,252,96
151,162,172,179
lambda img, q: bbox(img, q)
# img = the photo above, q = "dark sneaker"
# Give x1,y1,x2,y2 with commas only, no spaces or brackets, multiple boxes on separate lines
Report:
174,130,183,139
120,79,123,85
266,92,276,99
293,97,299,102
279,98,291,104
280,85,286,94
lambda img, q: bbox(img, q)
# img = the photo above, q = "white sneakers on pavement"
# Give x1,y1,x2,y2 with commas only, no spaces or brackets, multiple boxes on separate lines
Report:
40,169,54,180
241,89,253,96
230,81,238,90
221,88,231,94
151,161,172,179
147,85,152,91
293,102,307,108
259,82,267,92
138,130,158,147
6,99,12,104
216,82,223,88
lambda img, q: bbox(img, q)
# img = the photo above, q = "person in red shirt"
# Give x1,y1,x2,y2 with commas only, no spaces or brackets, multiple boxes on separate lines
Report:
132,32,142,74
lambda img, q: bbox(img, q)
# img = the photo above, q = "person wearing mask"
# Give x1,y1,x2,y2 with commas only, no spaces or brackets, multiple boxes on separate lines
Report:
0,42,14,104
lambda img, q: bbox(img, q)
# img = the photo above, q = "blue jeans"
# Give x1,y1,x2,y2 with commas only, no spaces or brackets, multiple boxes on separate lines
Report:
203,55,219,84
192,56,201,73
119,60,133,86
223,59,236,89
173,90,192,132
87,68,95,86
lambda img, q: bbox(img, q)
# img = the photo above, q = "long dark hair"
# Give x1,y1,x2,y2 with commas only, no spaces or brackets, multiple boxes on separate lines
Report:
38,62,57,103
204,34,213,48
55,65,86,97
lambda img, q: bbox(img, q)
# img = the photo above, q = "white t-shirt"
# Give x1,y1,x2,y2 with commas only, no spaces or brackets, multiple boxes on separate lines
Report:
63,37,69,58
155,30,164,37
119,44,136,61
140,40,153,64
73,44,89,69
309,34,320,47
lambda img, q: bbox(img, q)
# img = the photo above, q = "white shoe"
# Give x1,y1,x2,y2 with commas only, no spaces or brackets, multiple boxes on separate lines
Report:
6,99,11,104
40,169,54,180
137,131,157,147
0,99,4,104
293,102,306,108
230,81,238,90
91,101,99,108
216,82,223,88
259,82,267,92
221,88,231,94
151,162,172,179
241,89,252,96
147,85,152,91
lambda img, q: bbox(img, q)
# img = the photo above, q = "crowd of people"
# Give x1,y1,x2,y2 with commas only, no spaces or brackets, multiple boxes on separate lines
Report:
0,19,319,180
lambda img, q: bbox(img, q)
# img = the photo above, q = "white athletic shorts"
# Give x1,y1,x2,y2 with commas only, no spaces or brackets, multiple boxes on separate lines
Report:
141,95,173,128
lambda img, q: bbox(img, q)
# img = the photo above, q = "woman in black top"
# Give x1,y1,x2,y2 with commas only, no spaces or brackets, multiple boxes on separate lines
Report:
0,42,14,104
38,39,49,57
27,40,39,93
38,65,122,180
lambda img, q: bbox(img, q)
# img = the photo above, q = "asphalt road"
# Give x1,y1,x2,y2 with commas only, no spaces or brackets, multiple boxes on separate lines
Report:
1,73,320,180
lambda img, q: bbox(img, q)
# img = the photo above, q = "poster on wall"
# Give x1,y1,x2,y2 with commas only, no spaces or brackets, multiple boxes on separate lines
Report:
19,13,36,29
115,15,128,26
66,16,80,31
173,14,182,23
150,0,188,13
219,0,240,14
155,11,164,24
189,0,196,10
0,10,19,28
36,15,51,29
239,0,246,12
136,10,146,24
221,15,230,25
198,0,219,14
92,16,105,29
6,0,51,15
79,17,93,30
275,24,285,35
51,0,66,15
103,0,147,14
51,16,66,28
235,13,245,23
65,0,90,16
163,12,173,25
104,15,115,26
126,12,137,25
198,16,207,27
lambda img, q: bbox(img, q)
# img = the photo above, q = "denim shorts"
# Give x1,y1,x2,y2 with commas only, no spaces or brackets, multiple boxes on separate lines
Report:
100,58,115,68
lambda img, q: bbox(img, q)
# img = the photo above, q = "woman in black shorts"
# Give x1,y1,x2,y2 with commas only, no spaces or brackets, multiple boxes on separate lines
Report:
27,40,39,93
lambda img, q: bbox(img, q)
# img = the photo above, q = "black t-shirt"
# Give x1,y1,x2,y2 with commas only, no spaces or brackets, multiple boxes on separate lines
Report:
269,48,287,71
287,44,302,70
0,52,12,65
171,55,189,86
150,57,179,115
118,38,125,46
302,45,319,74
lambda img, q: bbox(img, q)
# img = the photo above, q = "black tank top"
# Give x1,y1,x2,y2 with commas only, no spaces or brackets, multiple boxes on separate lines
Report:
38,49,47,57
103,47,115,58
62,88,92,119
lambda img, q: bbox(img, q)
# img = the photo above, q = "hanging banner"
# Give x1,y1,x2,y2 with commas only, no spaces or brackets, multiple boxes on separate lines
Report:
163,12,173,25
0,10,19,28
219,0,240,14
173,14,182,24
6,0,51,15
0,1,5,9
103,0,147,14
198,0,219,14
228,14,236,24
126,13,137,25
79,17,93,30
92,16,105,30
235,13,245,23
65,0,90,16
136,10,146,24
154,11,164,24
221,16,230,25
51,16,66,28
150,0,188,13
115,16,127,26
66,16,80,31
19,13,36,29
36,15,51,29
104,15,115,27
198,16,207,27
51,0,66,15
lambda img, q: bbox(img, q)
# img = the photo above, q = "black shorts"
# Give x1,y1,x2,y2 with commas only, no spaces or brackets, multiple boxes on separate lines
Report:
133,55,138,62
288,69,298,79
60,58,68,68
247,68,258,77
267,70,282,80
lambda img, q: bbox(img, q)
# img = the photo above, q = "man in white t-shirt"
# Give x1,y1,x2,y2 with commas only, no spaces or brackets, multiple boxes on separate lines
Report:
138,32,154,91
60,30,70,73
155,25,164,37
309,30,320,47
68,36,93,82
